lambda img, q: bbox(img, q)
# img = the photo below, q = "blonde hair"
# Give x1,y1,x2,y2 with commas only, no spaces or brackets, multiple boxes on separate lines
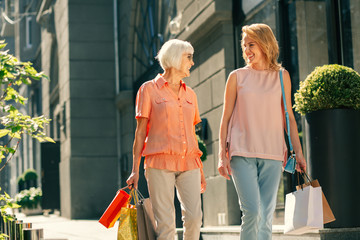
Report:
156,39,194,70
241,23,281,71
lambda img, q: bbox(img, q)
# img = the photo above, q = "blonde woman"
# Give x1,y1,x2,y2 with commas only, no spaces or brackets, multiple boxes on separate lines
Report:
218,24,306,239
127,39,206,240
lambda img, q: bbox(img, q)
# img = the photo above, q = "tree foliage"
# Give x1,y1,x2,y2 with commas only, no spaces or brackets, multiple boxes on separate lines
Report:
0,40,53,239
0,40,54,170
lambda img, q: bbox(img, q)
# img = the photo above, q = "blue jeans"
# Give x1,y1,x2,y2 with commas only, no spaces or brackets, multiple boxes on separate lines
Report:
230,156,282,240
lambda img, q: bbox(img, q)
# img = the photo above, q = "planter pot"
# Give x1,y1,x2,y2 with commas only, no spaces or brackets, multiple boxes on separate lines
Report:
21,205,42,216
305,109,360,228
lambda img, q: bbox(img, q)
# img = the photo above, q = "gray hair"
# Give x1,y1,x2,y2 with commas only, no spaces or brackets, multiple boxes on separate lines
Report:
156,39,194,70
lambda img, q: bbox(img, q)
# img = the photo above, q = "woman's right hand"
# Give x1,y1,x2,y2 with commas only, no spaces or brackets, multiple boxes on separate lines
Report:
126,171,139,189
218,72,237,181
218,151,232,180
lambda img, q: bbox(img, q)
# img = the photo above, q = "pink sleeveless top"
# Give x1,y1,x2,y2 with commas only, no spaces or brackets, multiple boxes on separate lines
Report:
226,66,287,161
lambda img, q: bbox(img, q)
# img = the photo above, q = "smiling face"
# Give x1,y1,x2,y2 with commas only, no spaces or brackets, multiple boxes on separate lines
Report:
241,23,281,71
178,52,194,77
242,34,267,69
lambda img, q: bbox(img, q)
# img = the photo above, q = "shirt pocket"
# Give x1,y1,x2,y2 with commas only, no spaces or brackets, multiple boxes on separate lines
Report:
153,97,169,119
183,97,195,117
155,97,168,104
185,97,193,105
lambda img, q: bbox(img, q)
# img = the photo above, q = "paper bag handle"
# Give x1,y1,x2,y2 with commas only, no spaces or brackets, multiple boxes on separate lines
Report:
296,171,313,190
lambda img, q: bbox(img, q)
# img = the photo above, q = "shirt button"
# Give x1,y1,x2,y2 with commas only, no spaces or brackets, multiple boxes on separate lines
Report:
182,156,185,159
183,141,186,144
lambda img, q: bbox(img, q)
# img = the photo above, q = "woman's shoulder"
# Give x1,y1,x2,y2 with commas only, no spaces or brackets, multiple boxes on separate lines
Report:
139,79,156,90
227,67,252,80
230,66,252,75
185,84,197,96
184,85,201,103
144,79,157,86
280,67,289,75
136,80,157,99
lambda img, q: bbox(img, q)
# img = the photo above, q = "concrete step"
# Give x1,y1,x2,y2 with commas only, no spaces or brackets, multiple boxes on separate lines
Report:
176,226,360,240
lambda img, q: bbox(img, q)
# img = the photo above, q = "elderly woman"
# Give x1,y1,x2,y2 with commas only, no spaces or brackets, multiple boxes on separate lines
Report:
126,39,206,240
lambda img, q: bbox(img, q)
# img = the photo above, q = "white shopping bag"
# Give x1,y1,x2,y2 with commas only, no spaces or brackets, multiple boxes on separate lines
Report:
284,185,323,235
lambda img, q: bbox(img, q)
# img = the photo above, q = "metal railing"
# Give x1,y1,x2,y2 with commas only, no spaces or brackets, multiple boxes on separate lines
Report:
1,213,42,240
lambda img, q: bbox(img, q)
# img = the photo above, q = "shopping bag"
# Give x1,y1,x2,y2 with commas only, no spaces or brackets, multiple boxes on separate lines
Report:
136,198,156,240
117,189,138,240
99,188,131,228
284,185,323,235
117,204,138,240
296,179,336,224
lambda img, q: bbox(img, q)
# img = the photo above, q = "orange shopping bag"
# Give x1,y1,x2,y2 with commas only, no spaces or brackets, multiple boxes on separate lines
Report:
99,187,131,228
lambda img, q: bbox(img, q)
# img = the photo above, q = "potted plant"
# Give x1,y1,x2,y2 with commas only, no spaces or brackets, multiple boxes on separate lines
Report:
294,64,360,114
293,64,360,228
23,168,38,189
14,187,42,215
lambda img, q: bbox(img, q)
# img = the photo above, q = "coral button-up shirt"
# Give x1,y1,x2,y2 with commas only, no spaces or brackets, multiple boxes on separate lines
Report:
135,74,203,171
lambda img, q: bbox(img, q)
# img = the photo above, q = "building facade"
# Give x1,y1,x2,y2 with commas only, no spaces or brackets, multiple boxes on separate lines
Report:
116,0,360,226
2,0,359,224
0,0,42,197
36,0,118,218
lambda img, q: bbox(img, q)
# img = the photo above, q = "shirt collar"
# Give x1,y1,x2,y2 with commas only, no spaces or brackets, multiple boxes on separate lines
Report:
155,74,187,91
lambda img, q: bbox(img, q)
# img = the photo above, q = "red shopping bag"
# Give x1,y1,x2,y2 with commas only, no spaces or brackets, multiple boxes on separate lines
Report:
99,188,130,228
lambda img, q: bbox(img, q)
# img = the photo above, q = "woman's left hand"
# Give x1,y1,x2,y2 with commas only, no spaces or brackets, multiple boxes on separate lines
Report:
200,168,206,193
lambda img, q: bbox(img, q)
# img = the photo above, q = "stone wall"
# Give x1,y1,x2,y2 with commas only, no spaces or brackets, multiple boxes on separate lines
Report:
40,0,118,219
178,0,241,226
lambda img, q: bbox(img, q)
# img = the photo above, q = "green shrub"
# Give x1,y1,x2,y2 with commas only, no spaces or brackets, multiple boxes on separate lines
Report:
294,64,360,115
23,169,38,181
17,175,25,191
197,135,207,161
22,169,38,189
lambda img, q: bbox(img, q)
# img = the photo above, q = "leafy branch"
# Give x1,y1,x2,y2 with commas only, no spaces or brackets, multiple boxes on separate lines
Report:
0,40,54,231
0,40,54,170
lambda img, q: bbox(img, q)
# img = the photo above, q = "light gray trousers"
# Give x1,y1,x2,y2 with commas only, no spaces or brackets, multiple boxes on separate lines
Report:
145,168,202,240
231,156,282,240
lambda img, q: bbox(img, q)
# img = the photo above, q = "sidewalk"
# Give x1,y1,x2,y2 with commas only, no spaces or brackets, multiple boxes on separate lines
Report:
14,213,360,240
16,213,118,240
15,213,286,240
